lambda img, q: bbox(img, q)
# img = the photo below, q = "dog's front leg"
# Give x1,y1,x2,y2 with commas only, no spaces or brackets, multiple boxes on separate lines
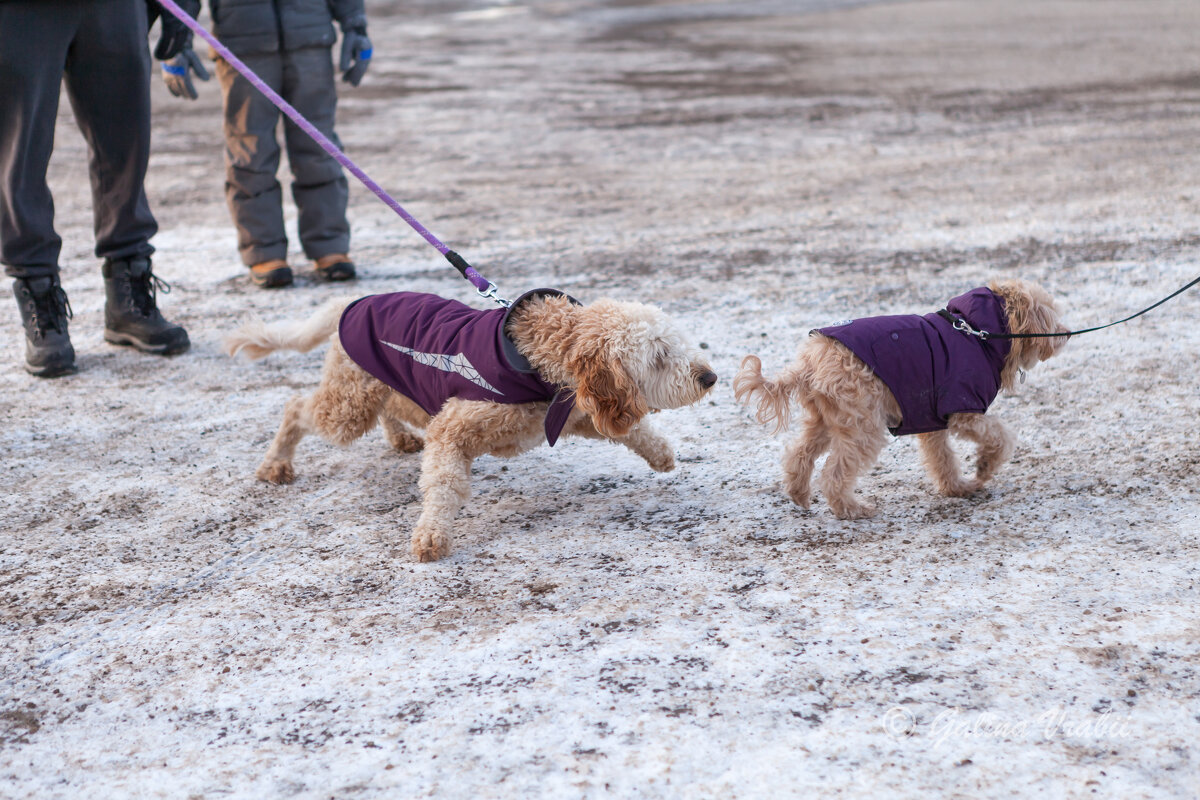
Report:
567,415,675,472
948,412,1015,489
618,420,676,472
918,429,972,496
412,441,472,562
919,414,1014,496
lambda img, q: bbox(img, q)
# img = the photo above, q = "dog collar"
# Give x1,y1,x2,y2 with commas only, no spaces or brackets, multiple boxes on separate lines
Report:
500,288,582,446
500,288,581,373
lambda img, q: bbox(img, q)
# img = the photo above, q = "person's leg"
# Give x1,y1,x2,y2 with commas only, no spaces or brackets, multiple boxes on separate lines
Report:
0,2,76,277
62,0,156,263
68,0,188,355
216,52,292,285
281,47,352,276
0,2,79,375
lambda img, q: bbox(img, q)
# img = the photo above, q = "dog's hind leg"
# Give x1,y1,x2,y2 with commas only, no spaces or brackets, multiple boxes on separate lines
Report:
782,413,831,510
256,346,388,484
566,415,675,472
818,424,887,519
256,395,307,484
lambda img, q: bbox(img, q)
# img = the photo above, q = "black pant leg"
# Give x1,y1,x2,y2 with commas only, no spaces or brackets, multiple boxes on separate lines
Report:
63,0,157,263
0,2,80,278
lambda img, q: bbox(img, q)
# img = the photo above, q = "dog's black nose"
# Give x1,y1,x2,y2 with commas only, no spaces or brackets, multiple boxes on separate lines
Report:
698,370,718,389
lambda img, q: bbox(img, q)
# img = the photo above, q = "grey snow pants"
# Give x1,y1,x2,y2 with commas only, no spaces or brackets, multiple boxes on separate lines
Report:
215,47,350,267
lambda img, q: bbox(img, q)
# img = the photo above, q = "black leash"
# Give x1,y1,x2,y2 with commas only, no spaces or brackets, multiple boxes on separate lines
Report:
938,274,1200,340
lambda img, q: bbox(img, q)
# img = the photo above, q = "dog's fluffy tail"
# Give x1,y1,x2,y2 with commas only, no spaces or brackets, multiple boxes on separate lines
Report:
733,355,808,434
224,297,354,360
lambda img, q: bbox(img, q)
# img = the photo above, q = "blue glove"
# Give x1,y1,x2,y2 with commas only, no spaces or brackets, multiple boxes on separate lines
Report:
339,26,372,86
162,48,211,100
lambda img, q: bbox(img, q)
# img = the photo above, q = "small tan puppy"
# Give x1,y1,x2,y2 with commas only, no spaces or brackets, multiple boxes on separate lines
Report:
734,280,1067,518
227,289,717,561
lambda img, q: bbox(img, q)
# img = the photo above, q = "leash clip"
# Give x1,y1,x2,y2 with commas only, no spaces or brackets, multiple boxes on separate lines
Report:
950,316,989,340
477,281,512,308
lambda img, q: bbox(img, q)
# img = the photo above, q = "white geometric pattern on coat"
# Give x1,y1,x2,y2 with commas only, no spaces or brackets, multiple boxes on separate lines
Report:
379,340,505,396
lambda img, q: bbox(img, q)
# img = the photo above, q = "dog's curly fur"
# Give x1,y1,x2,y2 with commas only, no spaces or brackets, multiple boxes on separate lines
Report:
733,279,1068,519
226,293,717,561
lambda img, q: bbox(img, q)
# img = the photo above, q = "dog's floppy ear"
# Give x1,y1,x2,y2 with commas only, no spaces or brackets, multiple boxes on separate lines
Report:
1030,298,1068,361
991,279,1067,389
1006,282,1066,361
571,350,649,439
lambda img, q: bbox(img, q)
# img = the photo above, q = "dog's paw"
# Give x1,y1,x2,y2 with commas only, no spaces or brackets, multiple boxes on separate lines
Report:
783,478,812,509
646,451,676,473
942,478,983,498
786,487,812,509
633,437,675,472
256,460,295,485
829,499,877,520
411,525,450,562
385,428,425,454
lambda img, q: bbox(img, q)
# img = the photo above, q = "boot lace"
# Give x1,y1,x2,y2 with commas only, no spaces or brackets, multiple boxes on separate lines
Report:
130,267,172,317
27,282,73,337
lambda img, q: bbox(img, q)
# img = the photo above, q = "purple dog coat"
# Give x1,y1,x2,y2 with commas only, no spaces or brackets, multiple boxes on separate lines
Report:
814,287,1012,436
338,289,578,445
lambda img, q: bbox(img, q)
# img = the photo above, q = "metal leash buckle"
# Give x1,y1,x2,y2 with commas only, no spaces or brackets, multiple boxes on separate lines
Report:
951,317,989,339
477,281,512,308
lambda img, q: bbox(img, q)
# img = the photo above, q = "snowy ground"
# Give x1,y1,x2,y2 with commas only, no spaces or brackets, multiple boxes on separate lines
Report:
3,0,1200,797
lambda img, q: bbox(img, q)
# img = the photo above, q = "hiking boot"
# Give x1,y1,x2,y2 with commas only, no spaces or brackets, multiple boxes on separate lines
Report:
12,276,76,377
313,253,356,282
249,259,293,288
102,257,190,355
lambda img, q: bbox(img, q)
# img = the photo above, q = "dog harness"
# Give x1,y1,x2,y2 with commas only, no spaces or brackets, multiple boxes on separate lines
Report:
814,287,1012,436
338,289,578,445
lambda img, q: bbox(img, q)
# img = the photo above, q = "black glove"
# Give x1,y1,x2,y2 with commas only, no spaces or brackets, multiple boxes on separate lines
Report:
338,25,372,87
147,0,202,61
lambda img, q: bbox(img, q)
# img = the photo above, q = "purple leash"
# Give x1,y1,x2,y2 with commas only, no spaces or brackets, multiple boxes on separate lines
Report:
154,0,510,307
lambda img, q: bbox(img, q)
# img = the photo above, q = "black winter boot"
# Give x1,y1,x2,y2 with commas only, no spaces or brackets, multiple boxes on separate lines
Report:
12,276,76,378
102,257,190,355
